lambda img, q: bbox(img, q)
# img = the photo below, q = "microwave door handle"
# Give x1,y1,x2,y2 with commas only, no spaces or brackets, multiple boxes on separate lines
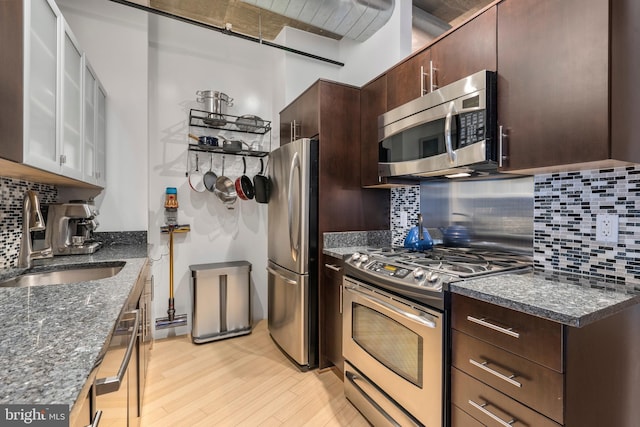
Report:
444,101,457,164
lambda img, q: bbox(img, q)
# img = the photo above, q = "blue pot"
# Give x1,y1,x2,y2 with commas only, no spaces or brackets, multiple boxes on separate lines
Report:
441,225,470,247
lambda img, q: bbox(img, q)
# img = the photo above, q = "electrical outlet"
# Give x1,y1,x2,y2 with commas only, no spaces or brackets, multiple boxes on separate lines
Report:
596,214,619,243
400,211,408,227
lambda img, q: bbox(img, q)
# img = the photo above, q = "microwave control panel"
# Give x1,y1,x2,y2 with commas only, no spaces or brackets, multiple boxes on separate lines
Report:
459,110,485,147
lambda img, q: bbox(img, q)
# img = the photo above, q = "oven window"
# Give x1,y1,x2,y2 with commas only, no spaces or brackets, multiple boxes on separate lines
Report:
352,303,423,387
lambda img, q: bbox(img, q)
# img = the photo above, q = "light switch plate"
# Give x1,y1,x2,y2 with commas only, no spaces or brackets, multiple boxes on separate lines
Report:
596,213,619,243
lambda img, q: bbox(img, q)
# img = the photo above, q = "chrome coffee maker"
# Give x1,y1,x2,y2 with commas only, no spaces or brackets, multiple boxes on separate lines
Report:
45,201,102,255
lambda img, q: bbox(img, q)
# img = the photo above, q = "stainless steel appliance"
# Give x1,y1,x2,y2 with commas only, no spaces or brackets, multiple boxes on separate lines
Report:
95,263,149,426
95,309,139,427
343,247,531,426
378,70,498,178
44,201,101,255
267,138,318,370
190,261,252,343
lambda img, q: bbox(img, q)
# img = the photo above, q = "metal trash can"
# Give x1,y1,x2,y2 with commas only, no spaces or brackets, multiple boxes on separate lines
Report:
190,261,252,344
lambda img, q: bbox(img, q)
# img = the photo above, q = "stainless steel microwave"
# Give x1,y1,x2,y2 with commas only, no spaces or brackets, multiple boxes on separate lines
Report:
378,70,497,178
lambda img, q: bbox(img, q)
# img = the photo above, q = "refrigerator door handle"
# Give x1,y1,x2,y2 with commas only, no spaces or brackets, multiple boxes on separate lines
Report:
267,266,298,285
287,151,301,262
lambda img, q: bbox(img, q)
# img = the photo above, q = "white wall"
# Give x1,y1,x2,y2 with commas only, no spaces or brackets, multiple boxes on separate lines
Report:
147,14,281,338
57,0,149,232
338,0,414,86
55,0,408,339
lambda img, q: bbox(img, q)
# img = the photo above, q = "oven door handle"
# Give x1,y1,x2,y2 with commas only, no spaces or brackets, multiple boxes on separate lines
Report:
95,309,140,396
345,285,436,328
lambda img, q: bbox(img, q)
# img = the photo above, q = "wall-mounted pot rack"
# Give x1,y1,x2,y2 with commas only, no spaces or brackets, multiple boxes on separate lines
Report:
189,108,271,134
188,108,271,158
187,143,269,158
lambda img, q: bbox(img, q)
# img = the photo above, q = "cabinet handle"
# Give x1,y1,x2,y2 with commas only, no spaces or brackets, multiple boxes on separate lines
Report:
466,315,520,338
86,410,102,427
468,400,517,427
469,358,522,388
59,154,67,165
498,125,508,167
420,65,428,96
429,60,438,92
96,310,140,395
324,263,342,272
339,283,343,315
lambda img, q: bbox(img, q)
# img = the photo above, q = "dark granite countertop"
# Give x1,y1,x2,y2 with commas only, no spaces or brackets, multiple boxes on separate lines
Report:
449,269,640,327
0,242,148,421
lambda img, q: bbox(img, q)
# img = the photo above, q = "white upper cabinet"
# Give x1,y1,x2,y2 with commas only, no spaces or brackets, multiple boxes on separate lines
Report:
23,0,61,172
95,84,107,187
60,23,84,180
0,0,106,188
83,60,107,187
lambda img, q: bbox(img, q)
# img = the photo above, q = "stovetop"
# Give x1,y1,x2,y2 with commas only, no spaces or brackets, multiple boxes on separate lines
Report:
344,246,532,307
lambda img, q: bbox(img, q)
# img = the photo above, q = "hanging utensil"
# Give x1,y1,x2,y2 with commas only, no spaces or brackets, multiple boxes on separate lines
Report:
203,154,218,192
188,153,205,193
214,156,237,208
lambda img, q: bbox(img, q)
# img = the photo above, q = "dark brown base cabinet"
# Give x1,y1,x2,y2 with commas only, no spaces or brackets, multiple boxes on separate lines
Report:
451,294,640,427
279,80,390,373
320,255,344,374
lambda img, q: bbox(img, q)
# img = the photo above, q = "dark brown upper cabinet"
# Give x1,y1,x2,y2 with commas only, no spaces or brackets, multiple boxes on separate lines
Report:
386,49,432,111
279,83,319,144
360,75,388,187
430,6,497,89
497,0,640,172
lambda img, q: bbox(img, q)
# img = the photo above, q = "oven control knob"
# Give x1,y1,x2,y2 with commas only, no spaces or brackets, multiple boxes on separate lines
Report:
351,252,361,261
413,268,426,280
360,255,369,264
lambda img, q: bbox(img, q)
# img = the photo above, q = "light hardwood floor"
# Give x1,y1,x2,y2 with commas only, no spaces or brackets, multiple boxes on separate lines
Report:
141,320,369,426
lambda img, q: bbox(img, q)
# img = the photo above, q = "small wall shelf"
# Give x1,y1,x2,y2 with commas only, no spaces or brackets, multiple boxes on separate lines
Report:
187,143,269,158
188,108,271,158
189,109,271,135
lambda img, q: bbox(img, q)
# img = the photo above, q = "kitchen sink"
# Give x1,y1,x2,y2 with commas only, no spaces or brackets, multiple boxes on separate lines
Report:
0,262,125,288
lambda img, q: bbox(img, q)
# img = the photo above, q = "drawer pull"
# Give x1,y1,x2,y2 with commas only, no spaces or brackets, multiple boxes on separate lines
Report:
324,263,342,272
468,399,517,427
466,315,520,338
469,358,522,388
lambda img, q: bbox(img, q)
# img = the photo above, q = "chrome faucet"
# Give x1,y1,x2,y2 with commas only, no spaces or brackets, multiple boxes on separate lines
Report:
18,190,52,268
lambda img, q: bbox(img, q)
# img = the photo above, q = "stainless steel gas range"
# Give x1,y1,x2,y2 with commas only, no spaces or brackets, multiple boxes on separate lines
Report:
342,247,532,427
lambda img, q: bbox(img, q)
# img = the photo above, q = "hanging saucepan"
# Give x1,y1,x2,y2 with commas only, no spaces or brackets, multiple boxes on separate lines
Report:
253,158,270,204
188,153,206,193
188,133,218,146
203,154,218,192
214,156,237,209
235,157,255,200
218,135,251,153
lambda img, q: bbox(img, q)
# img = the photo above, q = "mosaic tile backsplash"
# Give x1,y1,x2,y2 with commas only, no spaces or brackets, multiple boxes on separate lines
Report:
534,165,640,286
390,186,421,247
0,178,57,269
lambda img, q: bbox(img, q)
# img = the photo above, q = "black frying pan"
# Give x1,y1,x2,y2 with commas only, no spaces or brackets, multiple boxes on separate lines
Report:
253,158,270,204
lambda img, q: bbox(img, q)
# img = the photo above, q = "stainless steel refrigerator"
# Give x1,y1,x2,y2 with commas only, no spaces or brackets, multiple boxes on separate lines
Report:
267,138,318,370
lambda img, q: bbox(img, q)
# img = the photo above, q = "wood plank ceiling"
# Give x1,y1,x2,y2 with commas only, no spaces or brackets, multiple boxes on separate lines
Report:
124,0,492,41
